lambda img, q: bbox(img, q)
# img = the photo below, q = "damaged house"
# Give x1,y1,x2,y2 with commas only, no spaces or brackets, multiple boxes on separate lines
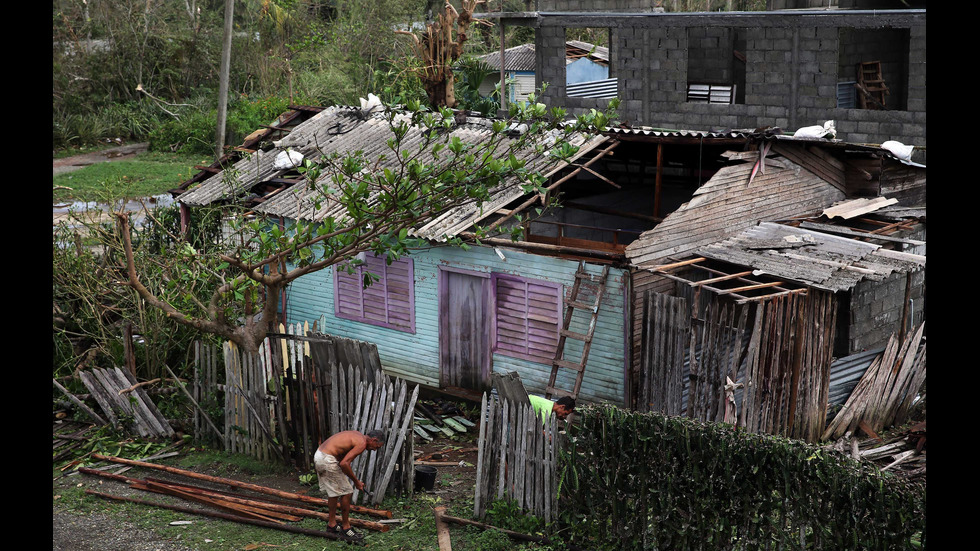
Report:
172,102,924,444
170,1,925,444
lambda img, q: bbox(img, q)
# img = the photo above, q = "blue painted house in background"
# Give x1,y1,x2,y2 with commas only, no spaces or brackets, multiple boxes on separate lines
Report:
476,40,610,105
175,104,630,406
286,243,629,404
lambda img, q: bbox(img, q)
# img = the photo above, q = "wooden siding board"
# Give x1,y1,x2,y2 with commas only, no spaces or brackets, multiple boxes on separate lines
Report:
286,243,627,405
626,159,846,267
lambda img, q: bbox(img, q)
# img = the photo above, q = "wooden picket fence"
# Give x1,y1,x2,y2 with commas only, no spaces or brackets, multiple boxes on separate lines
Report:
473,393,560,522
192,323,418,505
638,289,839,442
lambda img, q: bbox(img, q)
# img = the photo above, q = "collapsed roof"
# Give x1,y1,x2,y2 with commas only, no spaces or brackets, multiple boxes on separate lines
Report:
177,105,609,241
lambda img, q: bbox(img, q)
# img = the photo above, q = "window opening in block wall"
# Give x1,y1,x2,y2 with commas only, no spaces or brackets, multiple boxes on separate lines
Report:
837,27,909,111
685,27,746,105
564,27,617,99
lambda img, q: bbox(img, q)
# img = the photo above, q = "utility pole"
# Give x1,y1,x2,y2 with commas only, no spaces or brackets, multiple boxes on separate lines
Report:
215,0,235,160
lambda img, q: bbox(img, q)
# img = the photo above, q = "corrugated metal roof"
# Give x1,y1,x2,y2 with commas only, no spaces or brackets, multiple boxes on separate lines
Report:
178,106,356,206
180,105,609,240
476,44,536,72
606,126,756,139
474,41,609,72
695,222,926,292
565,40,609,63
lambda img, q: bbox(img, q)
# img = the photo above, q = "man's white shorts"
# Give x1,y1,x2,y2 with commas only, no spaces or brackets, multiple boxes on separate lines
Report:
314,450,353,497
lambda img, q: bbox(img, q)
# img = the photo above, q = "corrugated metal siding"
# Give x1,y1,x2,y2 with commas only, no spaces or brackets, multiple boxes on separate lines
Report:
566,78,618,99
285,244,628,405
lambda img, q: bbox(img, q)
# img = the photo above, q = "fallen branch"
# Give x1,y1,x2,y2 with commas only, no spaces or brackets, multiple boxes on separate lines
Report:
135,83,195,120
118,378,161,395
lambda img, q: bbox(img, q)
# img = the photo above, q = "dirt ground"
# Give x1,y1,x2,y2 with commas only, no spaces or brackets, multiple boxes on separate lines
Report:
53,428,480,551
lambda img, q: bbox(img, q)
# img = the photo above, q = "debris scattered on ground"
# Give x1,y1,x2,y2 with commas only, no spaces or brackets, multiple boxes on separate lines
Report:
412,400,475,442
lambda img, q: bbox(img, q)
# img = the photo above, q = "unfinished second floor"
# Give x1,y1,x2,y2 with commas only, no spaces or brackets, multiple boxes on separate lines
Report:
486,8,925,156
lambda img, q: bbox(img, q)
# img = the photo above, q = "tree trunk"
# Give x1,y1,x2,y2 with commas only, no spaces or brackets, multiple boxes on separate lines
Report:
215,0,234,160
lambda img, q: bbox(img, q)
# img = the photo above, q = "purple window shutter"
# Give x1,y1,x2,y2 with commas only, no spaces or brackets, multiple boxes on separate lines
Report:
334,254,415,333
493,274,561,363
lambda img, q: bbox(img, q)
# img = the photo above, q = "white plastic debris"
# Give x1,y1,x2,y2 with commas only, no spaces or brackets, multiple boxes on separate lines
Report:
359,93,382,116
880,140,914,161
793,120,836,139
273,149,304,170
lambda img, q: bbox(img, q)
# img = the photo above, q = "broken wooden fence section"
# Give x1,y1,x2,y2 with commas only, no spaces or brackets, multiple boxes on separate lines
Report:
78,367,175,439
473,393,559,522
193,323,416,505
823,322,925,441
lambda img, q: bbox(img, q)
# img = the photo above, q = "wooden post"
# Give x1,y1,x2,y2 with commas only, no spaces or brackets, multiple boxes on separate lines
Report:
899,271,912,343
434,506,453,551
123,323,136,378
52,379,108,426
654,142,663,218
85,490,347,541
499,17,506,112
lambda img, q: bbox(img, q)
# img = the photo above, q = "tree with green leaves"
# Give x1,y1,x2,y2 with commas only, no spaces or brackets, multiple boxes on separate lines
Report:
110,97,618,356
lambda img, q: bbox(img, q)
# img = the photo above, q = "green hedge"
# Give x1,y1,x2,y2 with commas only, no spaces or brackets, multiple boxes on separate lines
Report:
556,405,925,551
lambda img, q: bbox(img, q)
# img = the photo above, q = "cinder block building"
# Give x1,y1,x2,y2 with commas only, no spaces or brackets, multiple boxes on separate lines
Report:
483,1,926,160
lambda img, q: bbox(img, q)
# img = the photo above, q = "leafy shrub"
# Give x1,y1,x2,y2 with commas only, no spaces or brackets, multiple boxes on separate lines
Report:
147,95,293,156
557,405,927,551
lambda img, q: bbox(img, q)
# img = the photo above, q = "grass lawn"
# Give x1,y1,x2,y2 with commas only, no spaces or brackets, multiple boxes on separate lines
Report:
53,151,211,203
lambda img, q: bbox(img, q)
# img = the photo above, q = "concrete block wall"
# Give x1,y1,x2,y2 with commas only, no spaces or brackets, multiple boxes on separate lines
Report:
687,26,735,84
533,11,926,149
536,0,663,10
847,267,925,354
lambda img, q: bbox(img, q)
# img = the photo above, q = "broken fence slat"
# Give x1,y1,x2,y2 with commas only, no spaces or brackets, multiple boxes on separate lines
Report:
373,384,420,506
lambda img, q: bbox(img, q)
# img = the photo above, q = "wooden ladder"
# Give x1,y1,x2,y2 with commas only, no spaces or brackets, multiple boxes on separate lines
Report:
856,61,889,110
546,262,610,400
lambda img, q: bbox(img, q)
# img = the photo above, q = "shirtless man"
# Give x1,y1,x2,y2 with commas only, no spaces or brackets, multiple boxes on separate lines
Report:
314,429,385,540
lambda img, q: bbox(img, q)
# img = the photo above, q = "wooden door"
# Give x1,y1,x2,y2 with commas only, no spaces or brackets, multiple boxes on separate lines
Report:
439,268,492,391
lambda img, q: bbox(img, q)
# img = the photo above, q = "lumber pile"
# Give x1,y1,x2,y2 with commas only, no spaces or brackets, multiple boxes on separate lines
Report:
825,420,926,481
823,323,926,441
83,454,395,545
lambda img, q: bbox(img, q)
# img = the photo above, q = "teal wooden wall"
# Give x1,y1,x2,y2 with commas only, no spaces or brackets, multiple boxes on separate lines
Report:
285,244,629,405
